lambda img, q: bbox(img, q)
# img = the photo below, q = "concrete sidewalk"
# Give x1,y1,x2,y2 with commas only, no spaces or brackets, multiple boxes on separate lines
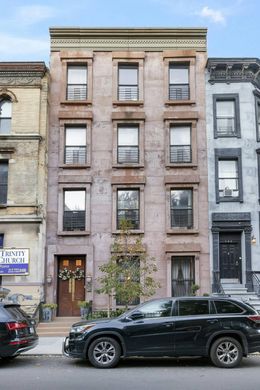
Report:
23,337,64,355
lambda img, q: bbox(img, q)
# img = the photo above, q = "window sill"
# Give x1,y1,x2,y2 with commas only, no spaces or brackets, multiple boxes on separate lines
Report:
214,134,241,139
60,100,92,106
113,164,144,169
217,197,243,203
165,100,196,106
59,164,91,169
113,229,144,235
113,100,144,107
167,229,199,235
166,163,197,169
57,231,90,236
0,204,7,209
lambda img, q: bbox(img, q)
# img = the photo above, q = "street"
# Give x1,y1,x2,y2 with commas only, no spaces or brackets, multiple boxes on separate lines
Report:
1,355,260,390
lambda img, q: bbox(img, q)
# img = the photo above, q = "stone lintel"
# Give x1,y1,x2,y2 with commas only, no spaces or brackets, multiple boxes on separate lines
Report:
163,111,199,121
165,243,201,253
111,111,145,121
58,175,92,184
165,175,200,184
111,176,146,185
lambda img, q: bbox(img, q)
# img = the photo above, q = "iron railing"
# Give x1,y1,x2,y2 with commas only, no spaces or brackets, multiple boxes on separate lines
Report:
117,146,139,164
251,271,260,296
117,209,139,230
212,271,226,295
63,210,85,231
170,209,193,229
169,84,190,100
118,85,139,101
67,84,87,100
65,146,86,164
216,118,236,136
170,145,192,163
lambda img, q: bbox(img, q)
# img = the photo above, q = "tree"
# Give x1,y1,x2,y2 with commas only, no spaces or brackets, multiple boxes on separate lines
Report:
97,220,161,315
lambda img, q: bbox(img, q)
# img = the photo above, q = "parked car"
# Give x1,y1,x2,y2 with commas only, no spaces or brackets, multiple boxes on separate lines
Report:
0,302,38,360
63,296,260,369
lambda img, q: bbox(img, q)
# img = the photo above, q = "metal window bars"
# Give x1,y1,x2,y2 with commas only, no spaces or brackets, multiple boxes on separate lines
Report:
169,84,190,100
117,146,139,164
170,208,193,229
170,145,192,163
65,146,86,165
63,210,86,231
66,84,87,100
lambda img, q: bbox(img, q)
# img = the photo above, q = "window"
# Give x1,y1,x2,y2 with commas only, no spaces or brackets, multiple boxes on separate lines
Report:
215,149,243,203
117,125,139,164
67,65,87,100
116,257,140,306
65,126,86,164
117,189,139,229
0,234,3,248
63,190,86,231
0,161,8,204
0,98,12,134
118,64,138,101
256,99,260,141
218,160,239,199
169,64,189,100
214,300,244,314
170,189,193,228
170,125,191,163
213,94,240,138
172,257,195,297
178,300,209,316
132,299,173,319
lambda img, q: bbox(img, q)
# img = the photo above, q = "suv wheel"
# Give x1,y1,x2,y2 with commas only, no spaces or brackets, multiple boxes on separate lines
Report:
210,337,243,368
88,337,121,368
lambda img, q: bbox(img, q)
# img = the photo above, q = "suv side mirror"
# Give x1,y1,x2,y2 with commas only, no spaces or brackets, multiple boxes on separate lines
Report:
129,311,144,320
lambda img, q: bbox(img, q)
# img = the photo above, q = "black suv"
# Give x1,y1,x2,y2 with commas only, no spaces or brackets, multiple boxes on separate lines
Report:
63,297,260,369
0,302,38,360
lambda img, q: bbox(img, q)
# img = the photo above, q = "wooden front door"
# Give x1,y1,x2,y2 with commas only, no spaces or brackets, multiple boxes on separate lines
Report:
57,256,85,316
219,233,242,281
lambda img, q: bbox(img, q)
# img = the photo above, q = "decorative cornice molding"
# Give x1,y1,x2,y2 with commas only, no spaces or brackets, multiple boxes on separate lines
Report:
0,134,42,141
207,58,260,88
0,62,48,87
50,28,207,52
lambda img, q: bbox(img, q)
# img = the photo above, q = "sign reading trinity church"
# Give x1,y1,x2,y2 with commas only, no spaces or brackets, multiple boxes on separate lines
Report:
0,249,30,275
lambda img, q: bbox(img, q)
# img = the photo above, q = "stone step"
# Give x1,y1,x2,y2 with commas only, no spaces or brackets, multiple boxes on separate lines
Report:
36,317,82,337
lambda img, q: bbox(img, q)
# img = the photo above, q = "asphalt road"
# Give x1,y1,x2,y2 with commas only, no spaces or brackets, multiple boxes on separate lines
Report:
1,355,260,390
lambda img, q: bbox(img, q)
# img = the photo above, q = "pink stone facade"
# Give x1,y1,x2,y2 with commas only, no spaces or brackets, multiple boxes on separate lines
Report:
46,28,210,312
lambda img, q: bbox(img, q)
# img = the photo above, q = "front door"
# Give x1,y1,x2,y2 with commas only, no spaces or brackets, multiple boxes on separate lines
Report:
57,256,85,316
219,233,242,281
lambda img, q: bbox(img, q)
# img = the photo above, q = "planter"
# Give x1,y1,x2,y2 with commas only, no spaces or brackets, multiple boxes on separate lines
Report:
42,307,54,322
80,307,91,319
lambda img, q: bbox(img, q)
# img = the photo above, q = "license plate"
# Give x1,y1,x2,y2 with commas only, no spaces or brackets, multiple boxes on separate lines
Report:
29,327,35,334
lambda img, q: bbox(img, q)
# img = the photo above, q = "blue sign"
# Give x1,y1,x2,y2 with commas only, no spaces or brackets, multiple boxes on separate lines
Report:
0,249,29,275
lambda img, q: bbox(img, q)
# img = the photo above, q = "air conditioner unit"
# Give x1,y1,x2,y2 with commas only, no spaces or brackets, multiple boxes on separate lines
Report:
223,187,232,197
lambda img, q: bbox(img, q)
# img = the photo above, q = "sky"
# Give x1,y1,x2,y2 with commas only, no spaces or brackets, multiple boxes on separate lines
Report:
0,0,259,65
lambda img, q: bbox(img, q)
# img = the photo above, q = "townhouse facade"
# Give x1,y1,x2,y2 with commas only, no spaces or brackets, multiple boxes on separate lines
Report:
0,62,49,313
206,58,260,296
46,28,210,315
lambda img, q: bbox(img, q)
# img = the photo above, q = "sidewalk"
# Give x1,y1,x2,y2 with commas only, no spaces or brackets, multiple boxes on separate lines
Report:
23,337,64,355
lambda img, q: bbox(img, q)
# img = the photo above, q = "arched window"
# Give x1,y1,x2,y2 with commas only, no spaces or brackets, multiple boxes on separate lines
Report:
0,97,12,134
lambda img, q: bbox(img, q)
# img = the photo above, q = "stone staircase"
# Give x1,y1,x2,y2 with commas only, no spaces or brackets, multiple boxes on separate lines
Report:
36,317,82,337
217,283,260,313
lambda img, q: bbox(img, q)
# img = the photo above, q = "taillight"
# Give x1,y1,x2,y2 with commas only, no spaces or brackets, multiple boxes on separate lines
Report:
248,315,260,323
6,321,28,331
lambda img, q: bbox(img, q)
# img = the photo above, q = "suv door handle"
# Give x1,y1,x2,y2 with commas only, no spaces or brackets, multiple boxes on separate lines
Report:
207,319,219,324
163,322,174,327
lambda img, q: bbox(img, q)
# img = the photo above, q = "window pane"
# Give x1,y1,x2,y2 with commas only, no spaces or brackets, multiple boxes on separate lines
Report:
119,66,138,85
68,66,87,84
0,162,8,204
216,101,235,117
66,127,86,146
178,300,209,316
0,100,12,117
170,66,189,84
171,190,192,208
64,191,85,211
170,126,190,145
219,160,238,178
117,190,139,209
136,299,173,318
214,301,244,314
118,126,138,146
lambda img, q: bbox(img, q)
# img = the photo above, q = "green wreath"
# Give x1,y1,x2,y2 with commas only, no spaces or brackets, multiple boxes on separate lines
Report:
73,267,85,280
58,268,73,280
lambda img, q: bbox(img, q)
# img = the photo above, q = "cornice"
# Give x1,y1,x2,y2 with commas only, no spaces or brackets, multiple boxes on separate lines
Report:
0,62,48,87
207,58,260,88
50,27,207,52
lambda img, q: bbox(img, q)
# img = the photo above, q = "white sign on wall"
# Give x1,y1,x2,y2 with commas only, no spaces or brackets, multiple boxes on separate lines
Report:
0,249,30,275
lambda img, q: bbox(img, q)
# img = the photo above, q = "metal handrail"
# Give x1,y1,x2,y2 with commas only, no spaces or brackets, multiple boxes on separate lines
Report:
251,271,260,296
213,271,226,295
